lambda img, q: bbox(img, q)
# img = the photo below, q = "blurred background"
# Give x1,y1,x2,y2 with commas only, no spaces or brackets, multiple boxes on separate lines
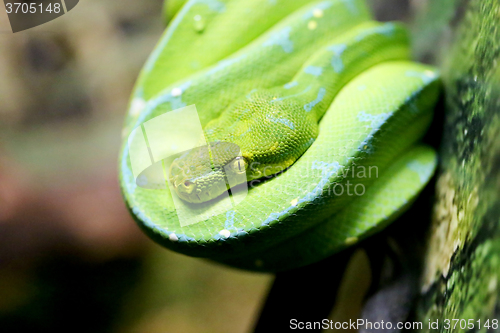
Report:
0,0,415,332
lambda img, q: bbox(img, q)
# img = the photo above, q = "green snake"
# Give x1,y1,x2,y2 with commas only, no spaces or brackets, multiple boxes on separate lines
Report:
119,0,441,272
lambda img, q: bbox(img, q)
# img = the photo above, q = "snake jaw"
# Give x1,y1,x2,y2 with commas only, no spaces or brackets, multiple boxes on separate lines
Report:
167,142,250,203
169,157,231,203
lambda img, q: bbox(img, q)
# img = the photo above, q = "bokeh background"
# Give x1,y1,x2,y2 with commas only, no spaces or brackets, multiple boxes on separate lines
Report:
0,0,415,332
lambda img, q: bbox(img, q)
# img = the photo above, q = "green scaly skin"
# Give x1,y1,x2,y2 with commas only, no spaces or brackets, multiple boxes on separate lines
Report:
169,21,410,203
120,0,441,272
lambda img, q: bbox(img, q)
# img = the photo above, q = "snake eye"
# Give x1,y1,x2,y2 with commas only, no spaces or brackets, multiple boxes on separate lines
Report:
229,157,247,174
180,180,195,193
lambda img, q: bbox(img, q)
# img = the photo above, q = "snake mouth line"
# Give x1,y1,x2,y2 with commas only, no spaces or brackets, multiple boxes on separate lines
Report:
168,141,251,203
169,161,233,204
169,146,308,204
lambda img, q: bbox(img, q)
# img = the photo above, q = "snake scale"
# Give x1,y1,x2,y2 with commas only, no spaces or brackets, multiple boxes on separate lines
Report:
119,0,441,272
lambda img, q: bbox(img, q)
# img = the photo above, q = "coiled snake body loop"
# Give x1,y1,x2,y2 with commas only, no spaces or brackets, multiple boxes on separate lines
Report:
120,0,441,272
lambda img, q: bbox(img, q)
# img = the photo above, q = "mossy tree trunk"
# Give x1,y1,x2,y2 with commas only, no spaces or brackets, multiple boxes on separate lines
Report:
414,0,500,330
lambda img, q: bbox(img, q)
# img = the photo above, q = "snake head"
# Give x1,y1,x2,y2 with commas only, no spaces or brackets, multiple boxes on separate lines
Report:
169,141,249,203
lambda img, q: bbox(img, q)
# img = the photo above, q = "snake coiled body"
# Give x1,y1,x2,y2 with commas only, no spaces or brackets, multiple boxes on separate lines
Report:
120,0,441,272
